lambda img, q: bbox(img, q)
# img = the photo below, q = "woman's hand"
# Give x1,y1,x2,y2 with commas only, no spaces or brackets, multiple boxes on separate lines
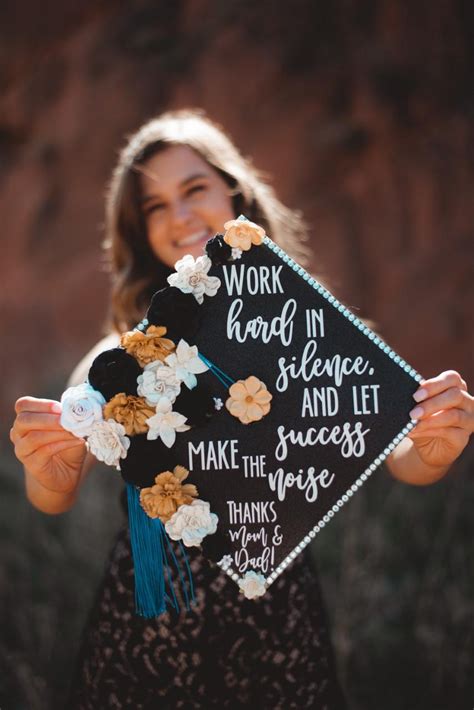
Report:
10,396,87,496
407,370,473,468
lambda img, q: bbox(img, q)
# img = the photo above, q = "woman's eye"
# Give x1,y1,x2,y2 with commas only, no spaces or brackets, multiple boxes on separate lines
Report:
145,203,166,215
187,184,206,196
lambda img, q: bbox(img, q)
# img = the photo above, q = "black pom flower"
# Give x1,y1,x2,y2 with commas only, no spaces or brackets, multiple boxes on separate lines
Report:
119,435,178,488
146,287,200,341
205,233,232,266
174,384,215,428
88,348,142,401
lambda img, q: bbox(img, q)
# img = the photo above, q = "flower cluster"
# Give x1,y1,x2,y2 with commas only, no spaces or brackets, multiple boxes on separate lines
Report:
60,215,271,478
61,337,210,467
139,465,218,547
58,215,277,602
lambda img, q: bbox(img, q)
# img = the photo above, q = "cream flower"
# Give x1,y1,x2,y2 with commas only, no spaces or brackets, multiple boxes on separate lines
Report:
231,247,243,260
145,396,190,448
238,570,267,599
223,216,265,251
225,376,272,424
86,419,130,469
165,339,208,390
165,499,218,547
137,362,181,405
140,465,198,522
167,254,221,304
60,383,105,438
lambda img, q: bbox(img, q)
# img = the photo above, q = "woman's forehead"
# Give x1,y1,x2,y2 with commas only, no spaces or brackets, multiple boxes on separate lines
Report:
138,145,214,194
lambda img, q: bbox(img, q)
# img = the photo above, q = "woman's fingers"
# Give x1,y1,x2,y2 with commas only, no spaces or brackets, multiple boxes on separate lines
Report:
409,407,469,430
15,396,62,415
13,411,66,436
13,429,82,460
409,386,472,422
23,439,85,469
412,370,467,403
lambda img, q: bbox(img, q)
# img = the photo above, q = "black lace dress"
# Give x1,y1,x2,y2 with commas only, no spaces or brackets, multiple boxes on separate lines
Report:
68,501,347,710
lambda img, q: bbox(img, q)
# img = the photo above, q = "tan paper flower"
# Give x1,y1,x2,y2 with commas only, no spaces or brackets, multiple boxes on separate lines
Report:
225,376,272,424
103,393,155,436
120,325,175,367
140,465,198,522
223,218,266,251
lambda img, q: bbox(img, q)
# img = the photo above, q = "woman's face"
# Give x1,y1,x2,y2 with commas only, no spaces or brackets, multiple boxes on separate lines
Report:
138,145,235,268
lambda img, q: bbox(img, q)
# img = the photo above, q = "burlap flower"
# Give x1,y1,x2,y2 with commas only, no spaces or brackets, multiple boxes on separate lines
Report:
223,216,265,251
140,465,198,522
103,393,155,436
120,325,175,367
225,376,272,424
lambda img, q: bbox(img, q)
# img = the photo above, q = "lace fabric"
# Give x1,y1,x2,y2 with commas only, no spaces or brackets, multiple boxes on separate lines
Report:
68,522,346,709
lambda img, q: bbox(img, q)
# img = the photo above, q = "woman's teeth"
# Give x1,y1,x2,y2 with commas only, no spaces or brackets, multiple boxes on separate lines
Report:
176,230,209,247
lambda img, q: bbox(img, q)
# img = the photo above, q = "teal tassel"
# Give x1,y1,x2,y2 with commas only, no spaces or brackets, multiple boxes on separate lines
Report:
126,483,195,618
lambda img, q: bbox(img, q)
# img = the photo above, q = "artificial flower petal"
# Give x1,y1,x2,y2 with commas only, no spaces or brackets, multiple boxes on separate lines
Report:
145,397,190,448
238,570,267,599
139,465,198,522
165,499,218,547
167,254,221,304
225,376,273,425
60,383,105,438
103,393,155,436
228,382,248,401
120,326,175,367
223,216,266,251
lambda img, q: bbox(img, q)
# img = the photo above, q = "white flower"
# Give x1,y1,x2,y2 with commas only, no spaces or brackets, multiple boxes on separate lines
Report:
238,571,267,600
60,383,105,438
165,499,218,547
213,397,223,411
219,554,233,569
86,419,130,469
137,362,181,405
167,254,221,304
231,247,243,260
145,396,190,448
165,339,208,390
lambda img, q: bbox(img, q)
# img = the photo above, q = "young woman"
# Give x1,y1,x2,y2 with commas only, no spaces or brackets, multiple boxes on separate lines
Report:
10,109,473,708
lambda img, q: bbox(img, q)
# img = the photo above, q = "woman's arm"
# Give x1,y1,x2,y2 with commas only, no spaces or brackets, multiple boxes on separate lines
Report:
13,332,120,515
386,370,473,485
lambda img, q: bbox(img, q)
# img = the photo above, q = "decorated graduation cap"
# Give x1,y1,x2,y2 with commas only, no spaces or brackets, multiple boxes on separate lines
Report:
60,215,422,616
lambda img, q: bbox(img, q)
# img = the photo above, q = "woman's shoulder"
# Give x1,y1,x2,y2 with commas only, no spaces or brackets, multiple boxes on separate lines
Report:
67,332,121,387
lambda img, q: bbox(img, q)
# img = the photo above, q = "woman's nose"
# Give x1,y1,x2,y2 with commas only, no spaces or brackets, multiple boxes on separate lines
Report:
170,200,193,226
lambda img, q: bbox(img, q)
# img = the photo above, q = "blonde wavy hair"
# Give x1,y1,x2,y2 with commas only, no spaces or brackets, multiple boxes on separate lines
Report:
103,108,310,332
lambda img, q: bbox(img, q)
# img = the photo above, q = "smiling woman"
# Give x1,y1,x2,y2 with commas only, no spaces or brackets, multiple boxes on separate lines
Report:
10,109,348,709
10,108,473,709
104,109,309,333
137,146,235,266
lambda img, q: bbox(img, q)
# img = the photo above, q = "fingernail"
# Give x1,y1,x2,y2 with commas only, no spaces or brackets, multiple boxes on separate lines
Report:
409,406,424,419
413,388,428,402
51,402,62,414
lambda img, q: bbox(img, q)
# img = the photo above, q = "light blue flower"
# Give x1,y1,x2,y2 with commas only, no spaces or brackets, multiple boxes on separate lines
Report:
165,500,218,547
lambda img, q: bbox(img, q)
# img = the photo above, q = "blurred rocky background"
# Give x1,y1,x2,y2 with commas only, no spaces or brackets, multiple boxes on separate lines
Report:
0,1,473,708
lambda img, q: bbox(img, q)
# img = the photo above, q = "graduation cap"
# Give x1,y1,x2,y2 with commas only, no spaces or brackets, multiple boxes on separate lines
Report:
60,216,421,616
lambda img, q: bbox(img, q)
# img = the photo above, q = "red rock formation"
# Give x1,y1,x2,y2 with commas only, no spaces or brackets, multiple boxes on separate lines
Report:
1,0,473,413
